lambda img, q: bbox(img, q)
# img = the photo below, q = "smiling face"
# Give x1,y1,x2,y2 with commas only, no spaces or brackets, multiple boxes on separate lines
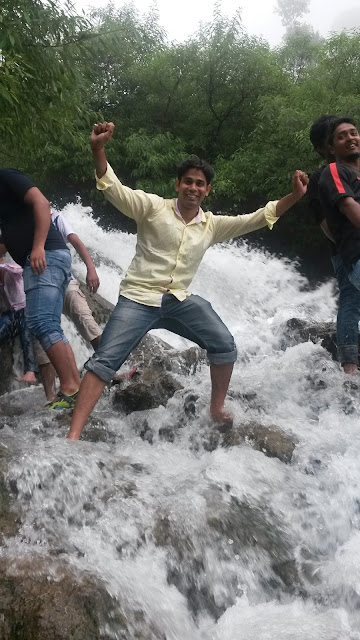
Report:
175,169,211,212
330,121,360,162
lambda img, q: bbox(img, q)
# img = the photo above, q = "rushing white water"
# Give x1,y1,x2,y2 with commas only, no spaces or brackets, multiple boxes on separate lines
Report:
2,202,360,639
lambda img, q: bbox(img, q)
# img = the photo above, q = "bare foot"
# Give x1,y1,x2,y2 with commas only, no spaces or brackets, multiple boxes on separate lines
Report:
210,408,234,425
112,366,137,383
16,371,37,384
343,363,359,375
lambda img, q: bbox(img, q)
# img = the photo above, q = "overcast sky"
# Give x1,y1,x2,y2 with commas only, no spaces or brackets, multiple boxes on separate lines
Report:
75,0,360,46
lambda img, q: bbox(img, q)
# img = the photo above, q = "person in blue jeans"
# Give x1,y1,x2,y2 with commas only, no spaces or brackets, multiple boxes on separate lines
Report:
0,245,37,383
0,168,80,408
309,115,360,374
68,121,308,440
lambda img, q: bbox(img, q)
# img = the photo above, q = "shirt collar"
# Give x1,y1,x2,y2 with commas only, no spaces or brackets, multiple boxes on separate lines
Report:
174,199,205,225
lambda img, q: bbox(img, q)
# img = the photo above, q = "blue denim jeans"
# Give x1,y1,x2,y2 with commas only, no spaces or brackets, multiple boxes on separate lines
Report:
85,294,237,383
23,249,71,352
332,254,360,365
0,308,37,373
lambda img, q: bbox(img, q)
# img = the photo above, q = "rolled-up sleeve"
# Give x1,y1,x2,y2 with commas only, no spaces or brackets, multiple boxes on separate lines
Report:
211,201,279,245
95,163,161,223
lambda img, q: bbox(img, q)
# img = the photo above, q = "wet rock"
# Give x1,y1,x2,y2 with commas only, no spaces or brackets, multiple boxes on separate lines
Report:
184,393,199,417
0,400,25,418
0,343,13,397
0,448,19,542
139,419,154,444
125,334,205,378
0,386,45,418
176,347,206,375
207,493,304,595
153,514,225,620
279,317,338,360
113,371,183,414
153,485,305,622
159,426,175,442
83,424,116,443
198,427,221,452
0,476,19,541
223,421,297,463
0,557,154,640
207,494,289,560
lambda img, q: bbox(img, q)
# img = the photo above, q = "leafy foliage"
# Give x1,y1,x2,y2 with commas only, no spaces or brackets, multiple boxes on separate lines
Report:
1,0,360,265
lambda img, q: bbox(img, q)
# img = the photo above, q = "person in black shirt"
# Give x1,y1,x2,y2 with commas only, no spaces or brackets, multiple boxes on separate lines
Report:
309,115,360,374
0,169,80,408
319,117,360,373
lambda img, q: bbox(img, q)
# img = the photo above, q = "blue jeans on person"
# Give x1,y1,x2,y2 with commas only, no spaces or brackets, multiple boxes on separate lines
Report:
332,254,360,365
23,249,71,352
0,308,37,373
85,294,237,383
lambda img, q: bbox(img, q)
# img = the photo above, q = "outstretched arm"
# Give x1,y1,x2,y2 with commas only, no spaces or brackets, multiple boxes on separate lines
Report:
212,169,309,244
67,233,100,293
275,170,309,217
90,121,115,178
24,187,51,274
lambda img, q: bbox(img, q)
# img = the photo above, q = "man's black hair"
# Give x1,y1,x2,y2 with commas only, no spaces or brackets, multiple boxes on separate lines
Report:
177,156,214,185
309,114,338,149
327,116,357,146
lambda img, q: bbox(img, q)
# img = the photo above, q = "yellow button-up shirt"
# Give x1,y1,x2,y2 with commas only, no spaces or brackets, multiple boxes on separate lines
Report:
96,163,279,306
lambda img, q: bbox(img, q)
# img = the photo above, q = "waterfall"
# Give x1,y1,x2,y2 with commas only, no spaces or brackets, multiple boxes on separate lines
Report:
1,202,360,640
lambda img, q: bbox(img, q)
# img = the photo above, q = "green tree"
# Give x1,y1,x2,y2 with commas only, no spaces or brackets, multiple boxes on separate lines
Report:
0,0,95,172
275,0,310,31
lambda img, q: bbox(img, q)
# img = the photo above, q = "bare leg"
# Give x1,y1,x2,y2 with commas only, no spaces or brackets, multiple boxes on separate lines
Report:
65,343,81,383
343,362,358,375
46,341,80,396
210,362,234,423
39,362,57,402
67,371,106,440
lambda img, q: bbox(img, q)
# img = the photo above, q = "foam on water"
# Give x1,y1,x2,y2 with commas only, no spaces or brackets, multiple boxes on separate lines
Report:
2,202,360,639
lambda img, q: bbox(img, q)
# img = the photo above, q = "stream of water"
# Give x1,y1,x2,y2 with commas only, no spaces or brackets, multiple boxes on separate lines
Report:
2,203,360,639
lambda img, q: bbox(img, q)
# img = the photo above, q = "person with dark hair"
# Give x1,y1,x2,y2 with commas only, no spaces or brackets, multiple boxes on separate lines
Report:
177,157,214,185
326,117,357,148
67,121,308,440
319,117,360,372
0,168,80,409
308,115,360,374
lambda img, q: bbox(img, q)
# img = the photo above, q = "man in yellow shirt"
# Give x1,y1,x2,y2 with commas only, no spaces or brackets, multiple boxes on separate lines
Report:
68,122,308,439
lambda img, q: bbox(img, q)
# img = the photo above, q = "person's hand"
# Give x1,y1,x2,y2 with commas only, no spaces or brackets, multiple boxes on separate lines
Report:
90,122,115,152
86,267,100,293
292,170,309,200
30,246,46,274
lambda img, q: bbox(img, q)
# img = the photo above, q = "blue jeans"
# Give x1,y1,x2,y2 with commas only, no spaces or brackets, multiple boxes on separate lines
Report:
0,308,37,373
332,254,360,365
23,249,71,352
85,294,237,383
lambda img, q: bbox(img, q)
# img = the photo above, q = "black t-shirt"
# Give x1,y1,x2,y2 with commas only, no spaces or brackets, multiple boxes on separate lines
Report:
0,168,67,266
319,162,360,271
307,166,337,257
